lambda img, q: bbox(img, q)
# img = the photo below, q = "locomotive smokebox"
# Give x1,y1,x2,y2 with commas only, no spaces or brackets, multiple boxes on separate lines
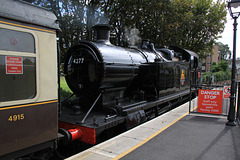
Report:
64,24,147,106
93,24,111,44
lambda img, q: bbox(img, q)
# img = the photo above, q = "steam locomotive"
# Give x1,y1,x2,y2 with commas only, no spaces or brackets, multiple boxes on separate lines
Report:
0,0,200,159
59,24,200,145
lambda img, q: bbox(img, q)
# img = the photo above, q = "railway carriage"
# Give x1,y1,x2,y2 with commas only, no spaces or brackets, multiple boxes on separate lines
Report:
0,0,59,159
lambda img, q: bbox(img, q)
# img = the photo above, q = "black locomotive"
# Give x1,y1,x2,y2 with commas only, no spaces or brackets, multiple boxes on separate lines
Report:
59,24,200,145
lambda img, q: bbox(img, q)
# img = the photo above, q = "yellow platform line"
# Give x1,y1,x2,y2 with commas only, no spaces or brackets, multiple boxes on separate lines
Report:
70,112,187,160
112,113,188,160
66,104,198,160
112,105,198,160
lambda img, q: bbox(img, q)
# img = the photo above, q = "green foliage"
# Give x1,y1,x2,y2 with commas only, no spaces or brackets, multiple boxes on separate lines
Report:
218,60,229,71
60,76,73,99
60,87,73,100
216,42,231,59
202,72,211,83
212,62,219,72
32,0,103,62
30,0,227,60
60,76,72,93
213,70,231,82
202,60,230,83
212,60,229,72
101,0,227,53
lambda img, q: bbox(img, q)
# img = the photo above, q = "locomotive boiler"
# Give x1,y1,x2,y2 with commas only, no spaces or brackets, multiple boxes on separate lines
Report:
64,25,160,106
59,24,200,145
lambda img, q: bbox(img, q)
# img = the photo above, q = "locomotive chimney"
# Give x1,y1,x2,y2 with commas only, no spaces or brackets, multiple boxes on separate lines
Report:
93,24,111,44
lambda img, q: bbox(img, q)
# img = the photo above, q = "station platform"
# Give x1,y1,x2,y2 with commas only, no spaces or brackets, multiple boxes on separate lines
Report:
66,99,240,160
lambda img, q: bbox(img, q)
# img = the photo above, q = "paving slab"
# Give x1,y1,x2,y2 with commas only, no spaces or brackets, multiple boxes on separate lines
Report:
66,97,240,160
66,100,191,160
120,115,240,160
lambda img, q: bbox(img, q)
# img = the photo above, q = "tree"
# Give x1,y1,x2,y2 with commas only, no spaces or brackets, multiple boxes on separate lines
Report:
218,60,229,71
30,0,227,61
32,0,102,61
211,62,219,72
216,42,231,59
101,0,227,55
212,60,229,72
171,0,227,54
203,60,230,83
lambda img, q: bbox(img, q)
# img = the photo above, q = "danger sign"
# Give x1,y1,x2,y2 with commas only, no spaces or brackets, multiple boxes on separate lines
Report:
198,89,223,114
6,56,23,74
223,86,231,99
198,72,201,78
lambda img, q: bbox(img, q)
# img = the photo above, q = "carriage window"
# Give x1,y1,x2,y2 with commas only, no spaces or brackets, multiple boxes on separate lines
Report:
0,27,36,102
0,28,35,53
0,55,36,102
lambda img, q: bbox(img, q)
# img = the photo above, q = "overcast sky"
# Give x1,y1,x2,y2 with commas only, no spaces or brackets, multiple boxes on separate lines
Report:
216,1,240,58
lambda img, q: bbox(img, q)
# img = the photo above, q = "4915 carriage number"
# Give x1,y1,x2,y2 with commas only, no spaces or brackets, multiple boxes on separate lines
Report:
8,114,24,122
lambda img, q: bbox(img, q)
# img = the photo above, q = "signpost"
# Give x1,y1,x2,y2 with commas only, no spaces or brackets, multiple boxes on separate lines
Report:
223,86,231,99
198,89,223,114
237,68,240,74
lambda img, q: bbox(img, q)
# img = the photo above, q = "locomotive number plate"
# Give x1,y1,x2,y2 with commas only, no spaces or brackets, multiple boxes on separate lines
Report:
73,58,84,64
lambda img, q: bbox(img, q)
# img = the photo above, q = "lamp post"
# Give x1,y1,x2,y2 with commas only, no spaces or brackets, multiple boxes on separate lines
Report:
226,0,240,126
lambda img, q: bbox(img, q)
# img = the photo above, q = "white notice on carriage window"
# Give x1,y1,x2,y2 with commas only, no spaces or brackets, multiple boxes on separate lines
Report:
6,56,23,74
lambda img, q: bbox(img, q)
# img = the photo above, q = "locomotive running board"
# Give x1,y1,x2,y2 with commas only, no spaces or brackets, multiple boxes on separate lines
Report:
103,100,147,116
122,90,190,114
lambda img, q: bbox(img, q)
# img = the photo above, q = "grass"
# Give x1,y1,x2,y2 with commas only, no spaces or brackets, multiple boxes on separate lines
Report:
60,76,73,99
60,76,72,92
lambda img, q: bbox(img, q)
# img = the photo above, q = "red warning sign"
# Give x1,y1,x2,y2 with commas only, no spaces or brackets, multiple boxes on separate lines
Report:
6,56,23,74
198,72,201,77
198,89,223,114
223,86,231,99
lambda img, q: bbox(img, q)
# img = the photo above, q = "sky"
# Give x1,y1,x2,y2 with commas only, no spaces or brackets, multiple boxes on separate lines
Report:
217,2,240,58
